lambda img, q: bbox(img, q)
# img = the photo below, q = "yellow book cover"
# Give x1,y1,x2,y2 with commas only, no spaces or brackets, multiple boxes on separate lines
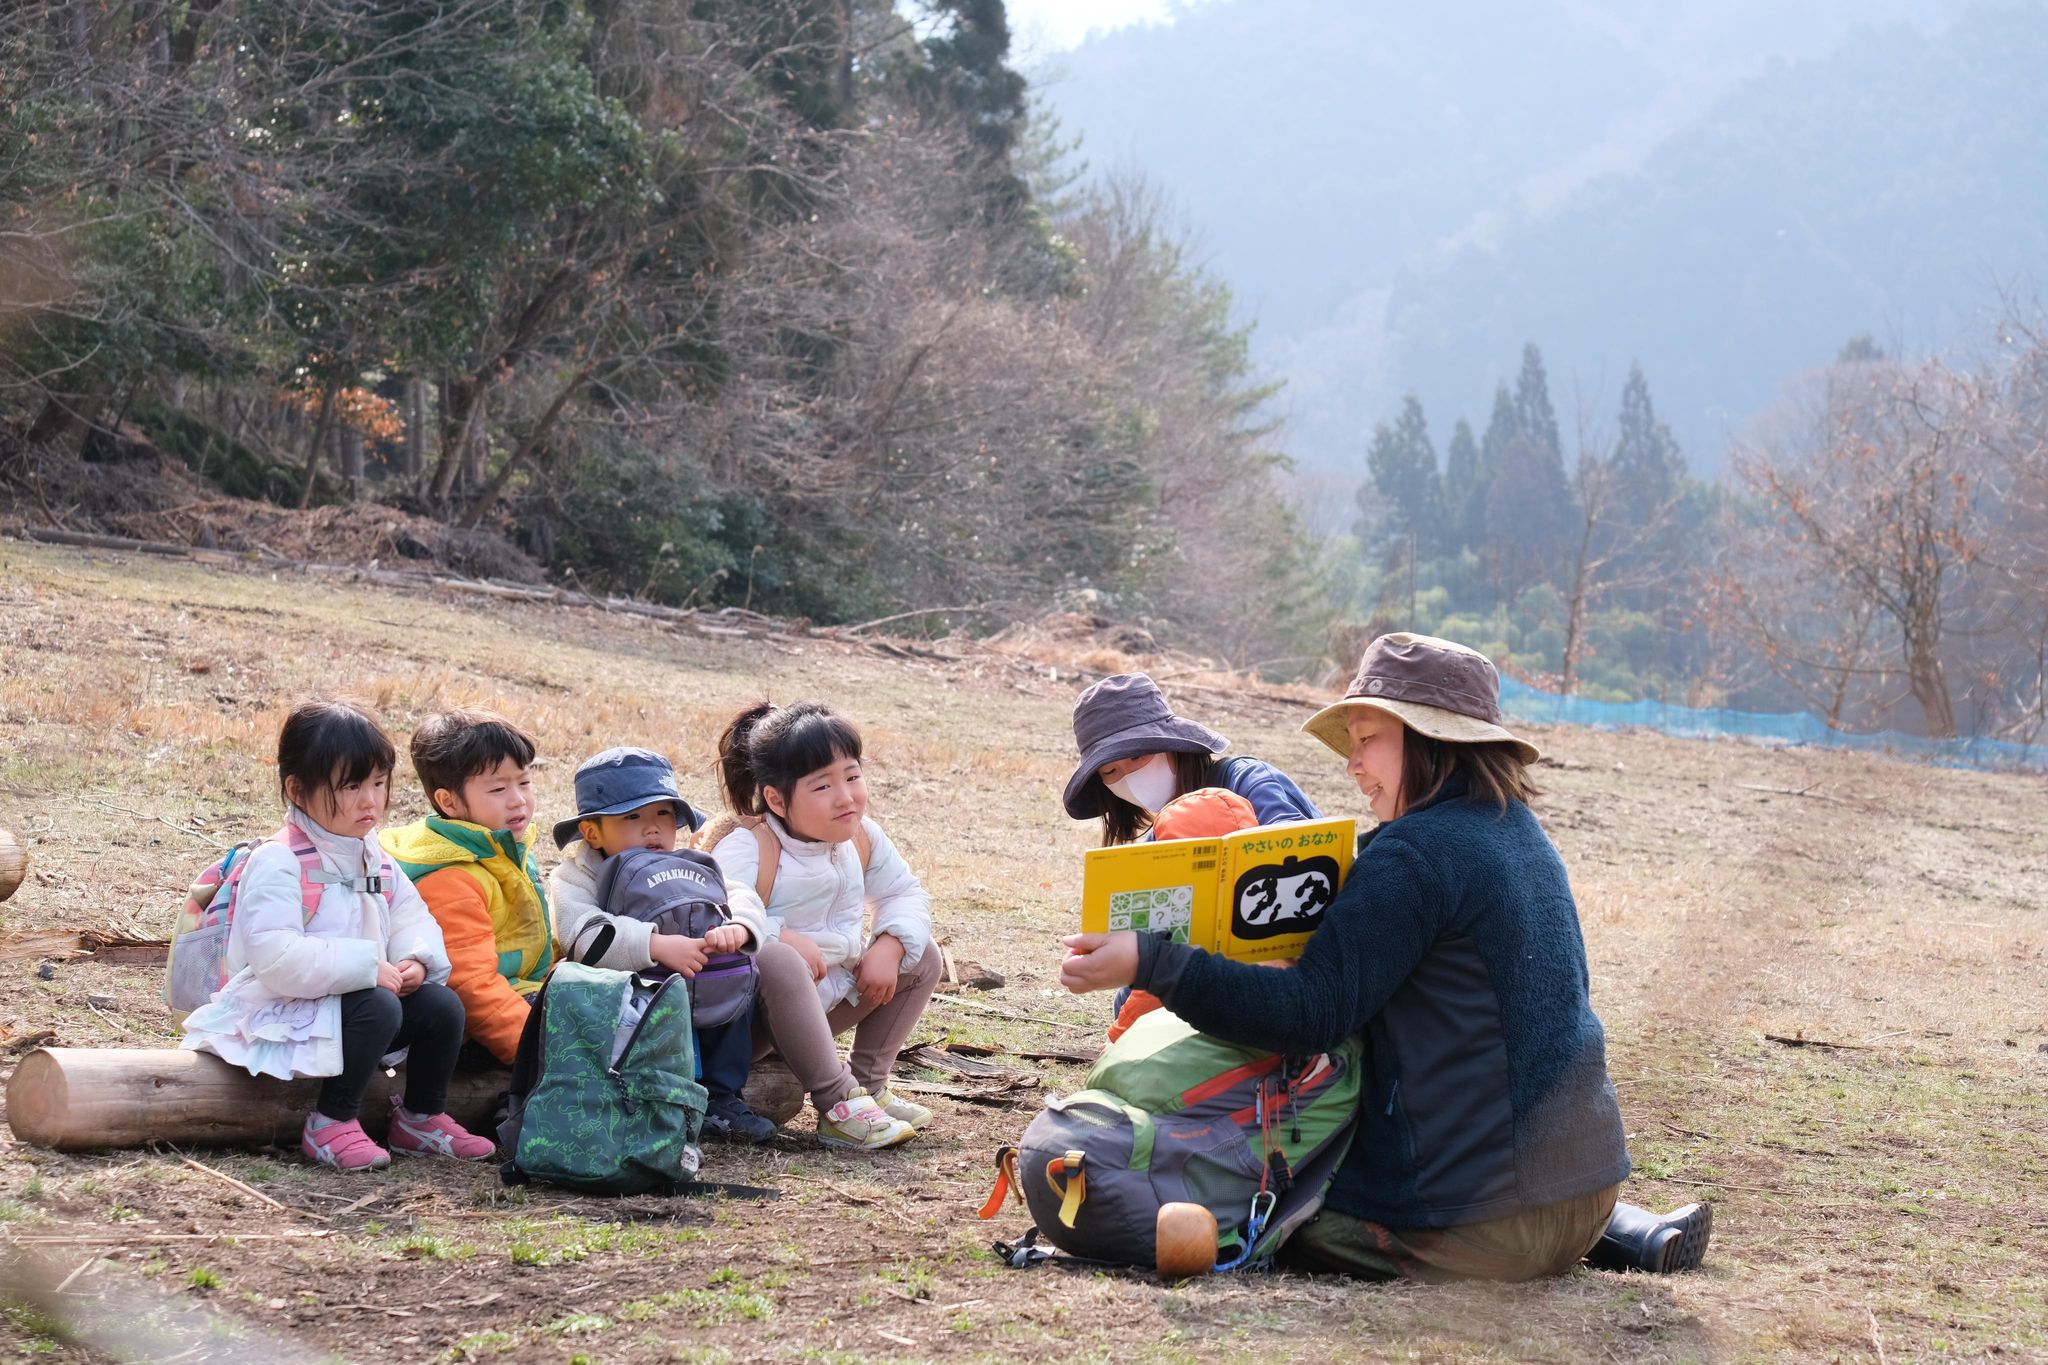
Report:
1080,817,1356,963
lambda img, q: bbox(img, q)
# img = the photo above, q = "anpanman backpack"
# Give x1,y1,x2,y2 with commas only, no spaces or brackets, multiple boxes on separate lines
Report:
164,826,397,1022
980,1008,1361,1272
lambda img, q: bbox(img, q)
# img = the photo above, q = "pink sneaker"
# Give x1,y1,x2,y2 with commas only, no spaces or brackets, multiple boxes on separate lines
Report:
301,1115,390,1171
386,1101,495,1160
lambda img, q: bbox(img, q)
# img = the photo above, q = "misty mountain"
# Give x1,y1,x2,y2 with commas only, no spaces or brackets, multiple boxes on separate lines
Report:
1033,0,2042,478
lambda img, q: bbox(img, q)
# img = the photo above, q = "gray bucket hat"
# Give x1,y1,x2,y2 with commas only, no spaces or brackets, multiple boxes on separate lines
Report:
552,746,705,848
1063,673,1228,819
1302,633,1539,764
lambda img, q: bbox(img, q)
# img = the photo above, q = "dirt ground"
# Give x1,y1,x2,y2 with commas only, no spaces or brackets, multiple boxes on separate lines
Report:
0,535,2044,1364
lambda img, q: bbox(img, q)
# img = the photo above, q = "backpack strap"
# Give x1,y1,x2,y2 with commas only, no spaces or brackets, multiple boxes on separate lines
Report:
279,824,399,923
749,821,779,904
278,825,325,923
696,812,870,905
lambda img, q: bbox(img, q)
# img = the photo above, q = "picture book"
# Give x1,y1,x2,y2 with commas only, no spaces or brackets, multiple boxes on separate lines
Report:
1080,817,1356,963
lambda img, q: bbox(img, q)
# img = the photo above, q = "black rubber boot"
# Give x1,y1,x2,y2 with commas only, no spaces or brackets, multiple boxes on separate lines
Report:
1585,1201,1712,1273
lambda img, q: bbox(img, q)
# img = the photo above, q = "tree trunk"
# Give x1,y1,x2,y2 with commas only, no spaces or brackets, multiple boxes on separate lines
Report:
430,378,485,505
403,378,427,478
295,387,336,508
338,425,364,501
1907,642,1958,738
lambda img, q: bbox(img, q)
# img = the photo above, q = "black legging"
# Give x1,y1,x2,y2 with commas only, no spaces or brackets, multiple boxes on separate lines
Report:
315,981,466,1122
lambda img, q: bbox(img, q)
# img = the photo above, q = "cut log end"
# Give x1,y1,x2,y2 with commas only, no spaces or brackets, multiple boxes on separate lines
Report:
742,1054,804,1127
0,829,27,903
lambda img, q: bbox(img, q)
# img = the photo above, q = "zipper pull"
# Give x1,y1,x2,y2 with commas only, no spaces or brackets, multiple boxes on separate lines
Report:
1384,1078,1400,1117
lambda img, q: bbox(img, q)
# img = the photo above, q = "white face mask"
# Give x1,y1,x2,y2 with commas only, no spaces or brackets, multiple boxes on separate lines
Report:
1105,753,1180,814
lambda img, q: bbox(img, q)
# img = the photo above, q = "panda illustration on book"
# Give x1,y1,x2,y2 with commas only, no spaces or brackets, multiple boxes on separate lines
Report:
1231,852,1341,940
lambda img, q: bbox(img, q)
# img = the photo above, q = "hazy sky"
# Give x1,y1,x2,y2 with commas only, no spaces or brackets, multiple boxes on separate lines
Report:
1001,0,1210,57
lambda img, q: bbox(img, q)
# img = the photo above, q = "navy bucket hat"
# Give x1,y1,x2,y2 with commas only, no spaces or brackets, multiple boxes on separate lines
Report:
1062,673,1228,820
552,746,705,848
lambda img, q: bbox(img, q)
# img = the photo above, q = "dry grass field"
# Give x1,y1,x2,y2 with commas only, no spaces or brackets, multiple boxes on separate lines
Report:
1,535,2044,1363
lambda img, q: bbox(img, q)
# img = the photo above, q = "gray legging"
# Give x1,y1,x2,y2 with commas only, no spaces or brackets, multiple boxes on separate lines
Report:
749,938,943,1110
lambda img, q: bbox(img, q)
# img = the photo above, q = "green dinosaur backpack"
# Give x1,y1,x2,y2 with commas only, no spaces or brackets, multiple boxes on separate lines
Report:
980,1008,1362,1271
498,962,707,1196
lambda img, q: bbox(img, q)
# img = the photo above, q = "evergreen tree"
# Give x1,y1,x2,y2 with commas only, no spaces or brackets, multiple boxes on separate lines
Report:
1610,362,1683,530
1472,384,1517,549
1486,343,1574,585
1362,394,1443,549
1443,416,1481,553
1513,342,1563,470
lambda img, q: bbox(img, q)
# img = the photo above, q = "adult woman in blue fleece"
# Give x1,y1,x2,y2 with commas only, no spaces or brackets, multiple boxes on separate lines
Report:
1060,633,1710,1282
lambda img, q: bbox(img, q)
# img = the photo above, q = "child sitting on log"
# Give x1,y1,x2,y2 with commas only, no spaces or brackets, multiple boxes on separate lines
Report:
549,746,777,1143
181,700,495,1170
380,710,551,1066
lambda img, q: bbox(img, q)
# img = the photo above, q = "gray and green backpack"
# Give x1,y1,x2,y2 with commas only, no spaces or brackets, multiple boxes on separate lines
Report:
980,1009,1362,1270
498,961,707,1196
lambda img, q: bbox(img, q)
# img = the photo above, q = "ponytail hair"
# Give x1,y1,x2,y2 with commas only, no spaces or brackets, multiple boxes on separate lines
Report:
717,700,864,817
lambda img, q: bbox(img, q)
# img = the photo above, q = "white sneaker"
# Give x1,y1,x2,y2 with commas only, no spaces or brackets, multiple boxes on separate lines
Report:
816,1088,915,1150
871,1086,934,1131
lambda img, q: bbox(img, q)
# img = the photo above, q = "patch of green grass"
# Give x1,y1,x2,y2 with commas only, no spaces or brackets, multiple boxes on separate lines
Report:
20,1177,47,1201
539,1312,611,1336
187,1266,222,1292
386,1232,472,1261
670,1348,733,1365
508,1241,548,1266
617,1286,773,1328
106,1202,140,1223
449,1329,517,1358
878,1259,936,1299
0,1199,41,1223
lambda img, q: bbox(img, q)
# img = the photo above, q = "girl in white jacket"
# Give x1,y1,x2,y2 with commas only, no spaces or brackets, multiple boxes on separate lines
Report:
182,701,493,1171
708,701,942,1151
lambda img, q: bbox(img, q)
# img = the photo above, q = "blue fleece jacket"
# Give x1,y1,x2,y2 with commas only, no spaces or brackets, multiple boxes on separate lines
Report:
1215,756,1321,825
1135,781,1630,1229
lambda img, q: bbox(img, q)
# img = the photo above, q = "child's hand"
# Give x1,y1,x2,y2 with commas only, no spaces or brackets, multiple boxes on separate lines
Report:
856,933,906,1008
780,929,828,982
702,923,749,954
651,933,709,978
394,959,426,996
1059,932,1139,995
375,960,406,994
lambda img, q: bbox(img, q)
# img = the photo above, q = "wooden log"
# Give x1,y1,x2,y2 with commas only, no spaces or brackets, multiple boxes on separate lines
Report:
743,1054,804,1127
5,1048,509,1151
0,829,28,903
5,1048,806,1151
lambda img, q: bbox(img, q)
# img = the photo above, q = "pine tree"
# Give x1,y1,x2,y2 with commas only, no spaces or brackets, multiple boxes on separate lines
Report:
1363,394,1443,549
1513,342,1562,472
1486,344,1574,585
1610,362,1683,531
1441,417,1481,554
1471,385,1516,550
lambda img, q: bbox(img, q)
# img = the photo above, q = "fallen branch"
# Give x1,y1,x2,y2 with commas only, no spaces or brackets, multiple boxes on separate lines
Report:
926,994,1089,1030
171,1149,330,1223
1764,1032,1872,1051
831,604,994,636
1738,784,1847,804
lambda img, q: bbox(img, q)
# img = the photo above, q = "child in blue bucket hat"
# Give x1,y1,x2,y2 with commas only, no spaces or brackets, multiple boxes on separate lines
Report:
549,747,777,1143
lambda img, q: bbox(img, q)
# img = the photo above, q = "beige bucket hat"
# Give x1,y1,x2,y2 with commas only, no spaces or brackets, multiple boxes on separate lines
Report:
1303,632,1540,764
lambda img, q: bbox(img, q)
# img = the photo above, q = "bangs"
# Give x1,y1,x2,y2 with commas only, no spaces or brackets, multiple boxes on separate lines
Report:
279,700,396,803
777,707,864,780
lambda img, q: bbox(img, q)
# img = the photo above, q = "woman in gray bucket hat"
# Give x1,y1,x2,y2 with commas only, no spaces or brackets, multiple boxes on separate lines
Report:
1062,633,1711,1282
1064,672,1320,846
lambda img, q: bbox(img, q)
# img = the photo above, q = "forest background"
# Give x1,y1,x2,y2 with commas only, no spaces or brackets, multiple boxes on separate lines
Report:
4,0,2048,745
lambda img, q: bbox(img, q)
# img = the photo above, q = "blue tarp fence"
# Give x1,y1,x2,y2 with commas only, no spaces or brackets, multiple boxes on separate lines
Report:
1497,677,2048,775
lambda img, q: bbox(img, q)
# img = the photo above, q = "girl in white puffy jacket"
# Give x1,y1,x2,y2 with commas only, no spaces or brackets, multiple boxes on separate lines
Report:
706,701,941,1151
181,701,494,1171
